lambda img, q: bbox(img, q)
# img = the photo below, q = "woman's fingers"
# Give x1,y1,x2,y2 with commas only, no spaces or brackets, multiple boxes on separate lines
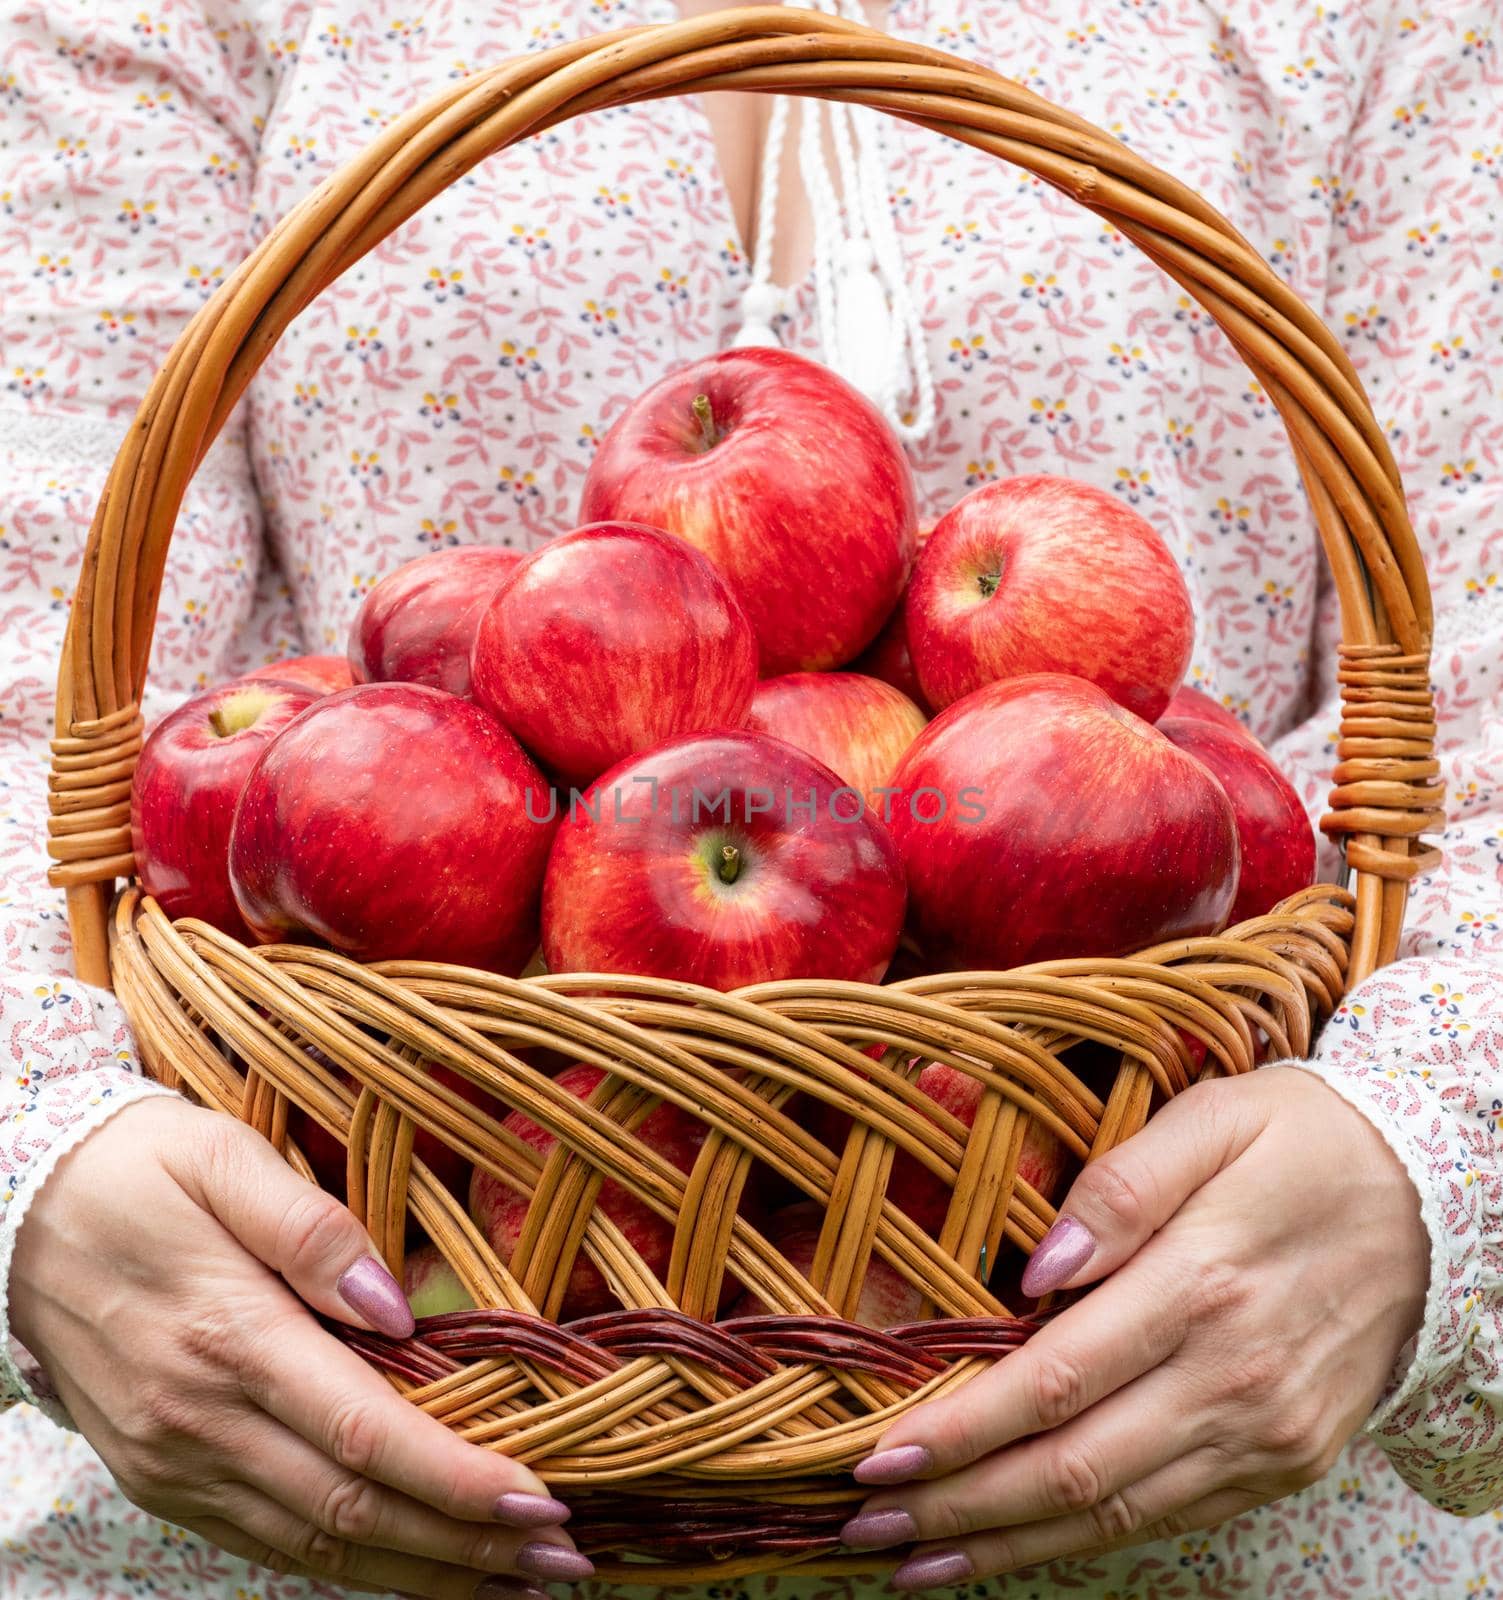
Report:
165,1100,577,1530
856,1082,1273,1486
230,1417,576,1571
887,1456,1258,1589
1021,1078,1265,1298
842,1365,1197,1549
856,1247,1189,1482
246,1304,573,1526
173,1107,414,1337
185,1507,557,1600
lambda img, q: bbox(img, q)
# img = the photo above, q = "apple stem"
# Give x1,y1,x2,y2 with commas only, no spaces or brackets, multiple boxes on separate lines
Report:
207,707,234,738
977,569,1002,599
717,843,742,884
691,393,720,451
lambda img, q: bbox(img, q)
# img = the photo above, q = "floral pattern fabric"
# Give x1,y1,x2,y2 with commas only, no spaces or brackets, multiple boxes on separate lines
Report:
1,0,1502,1595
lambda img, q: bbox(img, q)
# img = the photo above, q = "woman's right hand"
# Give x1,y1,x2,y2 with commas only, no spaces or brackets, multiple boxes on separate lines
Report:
9,1096,594,1599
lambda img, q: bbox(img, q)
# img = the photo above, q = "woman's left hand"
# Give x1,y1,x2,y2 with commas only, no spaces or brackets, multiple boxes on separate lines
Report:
839,1066,1430,1588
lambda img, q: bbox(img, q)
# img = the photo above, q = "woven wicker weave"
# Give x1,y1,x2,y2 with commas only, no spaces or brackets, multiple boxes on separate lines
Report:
46,8,1442,1578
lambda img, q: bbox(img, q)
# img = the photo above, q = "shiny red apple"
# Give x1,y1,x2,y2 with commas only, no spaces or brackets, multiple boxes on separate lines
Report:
744,671,927,820
578,348,918,674
806,1056,1066,1238
850,594,930,711
349,545,521,698
728,1202,922,1328
541,730,907,990
887,1062,1068,1237
1162,683,1255,742
404,1244,475,1318
888,674,1240,970
289,1053,499,1201
229,683,555,971
469,1062,719,1320
906,475,1194,720
470,521,757,788
130,679,321,937
1159,716,1316,923
242,654,355,695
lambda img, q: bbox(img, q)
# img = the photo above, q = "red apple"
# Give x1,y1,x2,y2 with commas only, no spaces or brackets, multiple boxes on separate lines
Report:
469,1062,720,1320
242,654,354,695
728,1202,922,1328
1063,1030,1209,1100
578,348,918,674
744,671,926,821
130,679,321,937
1159,716,1316,923
1162,683,1255,743
887,1063,1068,1237
850,596,929,711
541,729,907,990
906,475,1194,721
806,1058,1067,1238
470,522,757,788
289,1053,497,1200
229,683,555,971
404,1244,476,1318
349,545,521,698
888,674,1240,970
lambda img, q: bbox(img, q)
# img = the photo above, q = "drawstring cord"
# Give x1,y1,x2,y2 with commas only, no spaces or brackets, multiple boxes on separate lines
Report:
728,0,937,442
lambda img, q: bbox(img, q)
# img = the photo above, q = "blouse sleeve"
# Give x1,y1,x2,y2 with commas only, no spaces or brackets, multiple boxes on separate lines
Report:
0,1,274,1417
1267,0,1503,1515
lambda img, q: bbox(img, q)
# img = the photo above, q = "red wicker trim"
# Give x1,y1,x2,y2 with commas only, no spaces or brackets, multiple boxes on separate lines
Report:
571,1494,856,1560
340,1308,1040,1561
341,1306,1041,1389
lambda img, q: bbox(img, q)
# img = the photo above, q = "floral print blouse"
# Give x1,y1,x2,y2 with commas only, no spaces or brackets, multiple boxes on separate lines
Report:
2,1,1503,1596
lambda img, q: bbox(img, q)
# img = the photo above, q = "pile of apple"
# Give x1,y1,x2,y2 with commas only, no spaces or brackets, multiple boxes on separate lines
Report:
131,347,1316,1325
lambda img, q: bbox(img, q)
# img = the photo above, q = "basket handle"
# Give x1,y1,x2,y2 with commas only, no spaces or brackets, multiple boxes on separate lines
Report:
48,6,1441,988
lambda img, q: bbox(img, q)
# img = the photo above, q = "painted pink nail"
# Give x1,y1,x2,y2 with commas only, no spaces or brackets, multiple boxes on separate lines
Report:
335,1256,415,1339
891,1549,975,1590
1020,1214,1096,1298
494,1491,572,1528
515,1542,596,1582
854,1444,934,1485
841,1506,918,1549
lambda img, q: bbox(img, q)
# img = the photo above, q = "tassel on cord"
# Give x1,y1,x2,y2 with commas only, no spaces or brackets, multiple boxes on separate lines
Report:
730,93,794,350
729,0,937,443
853,101,938,442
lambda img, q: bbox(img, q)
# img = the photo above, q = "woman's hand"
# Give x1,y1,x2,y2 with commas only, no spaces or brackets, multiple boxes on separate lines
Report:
10,1097,593,1599
839,1066,1430,1588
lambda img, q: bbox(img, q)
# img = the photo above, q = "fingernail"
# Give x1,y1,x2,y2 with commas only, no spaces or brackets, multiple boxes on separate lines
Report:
854,1444,933,1485
336,1256,415,1339
841,1506,918,1550
474,1580,551,1600
1020,1214,1096,1298
494,1491,572,1528
891,1549,975,1590
515,1542,596,1582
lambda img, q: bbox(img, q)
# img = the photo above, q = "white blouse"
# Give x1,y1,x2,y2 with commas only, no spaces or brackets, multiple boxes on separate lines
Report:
2,1,1503,1596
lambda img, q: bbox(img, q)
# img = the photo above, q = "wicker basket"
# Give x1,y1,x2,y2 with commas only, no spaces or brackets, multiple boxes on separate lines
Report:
47,7,1443,1580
